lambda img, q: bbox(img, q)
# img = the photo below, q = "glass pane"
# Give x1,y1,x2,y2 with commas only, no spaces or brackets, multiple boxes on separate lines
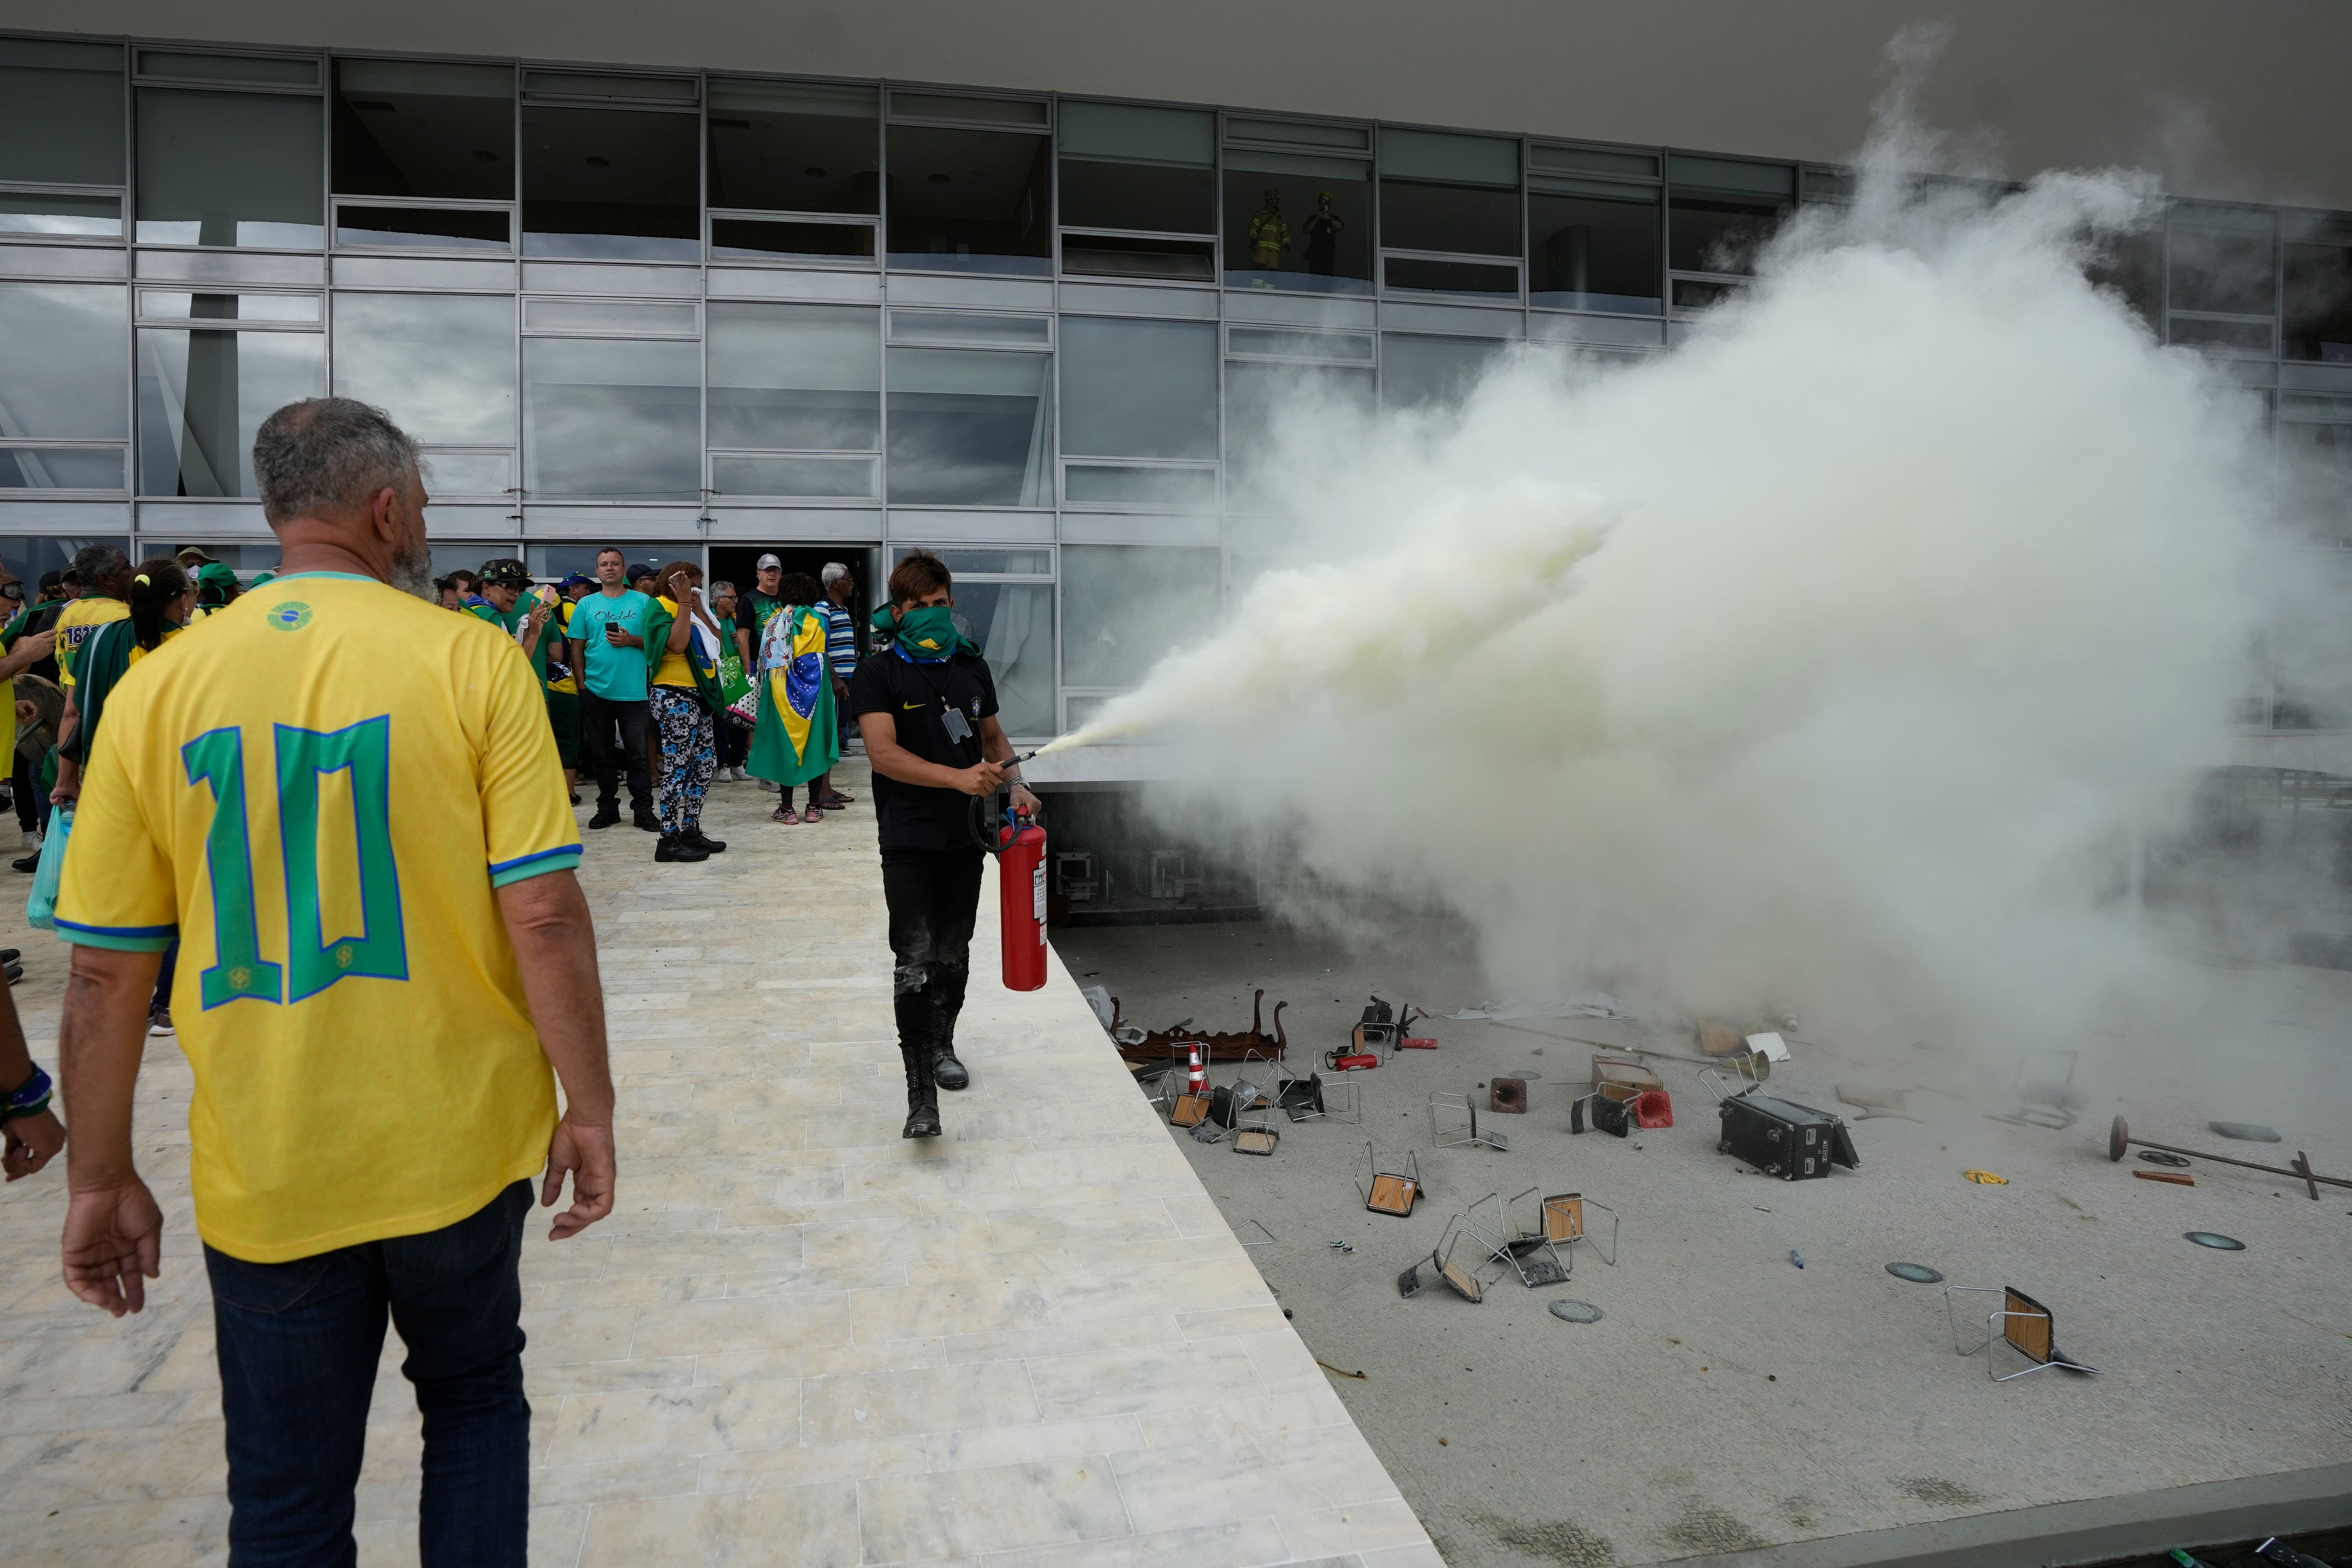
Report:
526,541,670,579
1226,326,1376,362
0,447,125,490
1669,192,1785,276
1383,334,1506,411
944,580,1053,735
1529,186,1661,314
1222,153,1371,293
707,80,878,215
1227,119,1368,153
137,328,326,496
885,125,1053,275
334,204,509,250
1060,317,1216,459
1058,101,1213,234
2168,316,2273,354
1063,464,1216,508
331,58,514,200
0,190,121,238
889,310,1049,347
0,38,125,187
1223,360,1372,501
1667,156,1793,198
2087,229,2160,329
710,453,877,497
136,89,324,248
711,218,874,260
523,299,696,335
141,291,321,323
2285,235,2352,363
522,336,699,499
0,282,129,438
0,534,129,591
521,104,698,261
1672,276,1745,311
139,51,318,88
1380,180,1518,258
891,92,1047,128
418,449,511,493
2278,422,2352,545
523,72,696,107
1061,544,1219,687
893,546,1050,576
1060,234,1214,281
2169,206,2276,317
1384,255,1517,296
1530,143,1657,180
332,293,515,444
885,346,1053,505
707,302,879,450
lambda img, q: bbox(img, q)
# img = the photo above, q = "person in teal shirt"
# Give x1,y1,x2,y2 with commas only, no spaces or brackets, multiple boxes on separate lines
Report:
564,546,656,831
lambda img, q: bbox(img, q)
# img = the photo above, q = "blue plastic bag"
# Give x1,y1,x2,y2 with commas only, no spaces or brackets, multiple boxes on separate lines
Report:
24,807,71,931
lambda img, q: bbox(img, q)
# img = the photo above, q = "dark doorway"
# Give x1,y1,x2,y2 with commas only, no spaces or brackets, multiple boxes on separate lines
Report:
708,541,882,657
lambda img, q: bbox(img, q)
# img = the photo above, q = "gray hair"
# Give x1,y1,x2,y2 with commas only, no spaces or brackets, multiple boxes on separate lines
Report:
820,561,850,586
69,542,129,587
251,397,420,527
710,579,736,596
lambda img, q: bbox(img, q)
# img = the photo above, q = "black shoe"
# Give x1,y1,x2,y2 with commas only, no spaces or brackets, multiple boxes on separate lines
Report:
901,1045,941,1138
569,791,581,806
9,853,37,873
586,805,621,830
3,962,19,986
932,1048,970,1092
0,948,17,963
654,834,707,863
634,810,662,833
681,827,726,854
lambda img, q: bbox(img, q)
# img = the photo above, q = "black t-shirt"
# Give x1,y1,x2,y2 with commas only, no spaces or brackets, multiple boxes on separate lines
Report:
848,648,999,850
741,590,788,661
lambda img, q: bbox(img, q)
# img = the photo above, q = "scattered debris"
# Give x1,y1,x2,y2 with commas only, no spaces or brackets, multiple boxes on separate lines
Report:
1355,1143,1423,1216
1189,1121,1224,1144
2134,1170,2196,1186
1112,990,1288,1064
1465,1192,1571,1288
1431,1091,1510,1151
1946,1284,2101,1379
1710,1075,1861,1180
1788,1250,1805,1269
1236,1219,1275,1247
2138,1150,2191,1167
1836,1082,1907,1110
1963,1169,2008,1185
1488,1076,1528,1114
2183,1231,2246,1251
1594,1055,1664,1096
1316,1359,1368,1380
1745,1031,1792,1063
1329,1240,1353,1252
1887,1263,1944,1284
1450,991,1632,1022
1698,1020,1747,1056
2210,1120,2282,1143
1987,1049,2083,1129
2254,1536,2332,1566
1549,1299,1605,1323
1571,1089,1632,1138
2107,1117,2349,1199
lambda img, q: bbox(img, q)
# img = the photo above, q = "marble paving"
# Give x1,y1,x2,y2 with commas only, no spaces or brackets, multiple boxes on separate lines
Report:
0,764,1439,1568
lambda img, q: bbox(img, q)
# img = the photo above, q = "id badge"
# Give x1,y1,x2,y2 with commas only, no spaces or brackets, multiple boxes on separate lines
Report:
941,706,974,744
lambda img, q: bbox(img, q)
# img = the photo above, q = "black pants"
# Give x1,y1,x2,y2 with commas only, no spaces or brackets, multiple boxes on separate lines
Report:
11,752,35,834
578,693,651,811
882,846,985,1058
714,710,747,770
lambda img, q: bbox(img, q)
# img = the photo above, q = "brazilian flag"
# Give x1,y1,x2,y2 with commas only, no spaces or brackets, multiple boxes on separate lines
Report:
747,604,840,787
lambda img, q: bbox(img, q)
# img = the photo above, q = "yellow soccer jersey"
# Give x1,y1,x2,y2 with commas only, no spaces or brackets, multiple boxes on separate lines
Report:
53,594,128,687
55,572,582,1263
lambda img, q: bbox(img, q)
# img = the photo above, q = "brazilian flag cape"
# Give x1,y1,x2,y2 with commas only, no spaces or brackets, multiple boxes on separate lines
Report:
747,604,839,787
641,596,731,716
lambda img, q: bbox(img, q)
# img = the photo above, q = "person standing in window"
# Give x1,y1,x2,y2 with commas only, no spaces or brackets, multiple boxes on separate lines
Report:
566,546,658,834
850,550,1038,1137
645,561,728,863
51,397,613,1568
1303,190,1344,276
818,562,862,797
709,579,750,784
736,555,790,793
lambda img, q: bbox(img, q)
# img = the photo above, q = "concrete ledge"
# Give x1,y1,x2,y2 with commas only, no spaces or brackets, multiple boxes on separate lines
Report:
1669,1463,2352,1568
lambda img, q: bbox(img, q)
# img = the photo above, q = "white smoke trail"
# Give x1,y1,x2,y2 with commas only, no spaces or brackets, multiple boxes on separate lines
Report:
1054,92,2279,1055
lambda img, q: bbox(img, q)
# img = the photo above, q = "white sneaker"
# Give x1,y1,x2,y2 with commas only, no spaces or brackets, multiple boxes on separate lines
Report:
728,766,747,783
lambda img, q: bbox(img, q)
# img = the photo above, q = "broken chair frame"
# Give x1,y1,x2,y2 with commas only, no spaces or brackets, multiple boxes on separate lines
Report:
1944,1284,2100,1381
1429,1090,1509,1152
1276,1061,1360,1126
1355,1142,1423,1216
1229,1051,1282,1155
1516,1186,1617,1268
1398,1211,1487,1302
1464,1191,1570,1288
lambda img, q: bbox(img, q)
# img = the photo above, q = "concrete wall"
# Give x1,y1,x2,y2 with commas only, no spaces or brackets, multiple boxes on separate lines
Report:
9,0,2349,211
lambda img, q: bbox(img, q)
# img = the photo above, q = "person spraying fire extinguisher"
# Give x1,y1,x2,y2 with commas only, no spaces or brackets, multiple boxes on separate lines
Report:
850,550,1042,1142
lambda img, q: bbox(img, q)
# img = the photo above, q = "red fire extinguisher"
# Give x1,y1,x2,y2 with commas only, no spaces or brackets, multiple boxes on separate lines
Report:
996,817,1048,992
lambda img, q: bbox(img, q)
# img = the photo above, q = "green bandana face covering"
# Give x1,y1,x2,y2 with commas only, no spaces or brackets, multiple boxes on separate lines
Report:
892,605,961,660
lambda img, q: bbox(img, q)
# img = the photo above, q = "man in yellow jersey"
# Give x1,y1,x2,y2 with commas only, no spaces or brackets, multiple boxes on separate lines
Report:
51,542,131,691
52,397,615,1567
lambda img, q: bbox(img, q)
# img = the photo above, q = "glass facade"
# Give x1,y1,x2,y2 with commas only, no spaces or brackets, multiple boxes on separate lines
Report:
0,29,2347,736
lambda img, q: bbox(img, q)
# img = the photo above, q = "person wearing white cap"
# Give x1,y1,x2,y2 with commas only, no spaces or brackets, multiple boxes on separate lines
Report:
737,555,789,791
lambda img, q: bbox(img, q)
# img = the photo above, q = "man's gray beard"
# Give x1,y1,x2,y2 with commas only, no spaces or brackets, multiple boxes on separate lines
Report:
389,541,436,602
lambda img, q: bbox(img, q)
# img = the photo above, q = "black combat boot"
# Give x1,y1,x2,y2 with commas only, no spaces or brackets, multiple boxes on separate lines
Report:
900,1043,941,1138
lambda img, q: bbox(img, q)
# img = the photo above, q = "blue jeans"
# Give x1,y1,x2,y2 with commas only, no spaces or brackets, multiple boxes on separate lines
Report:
204,1181,533,1568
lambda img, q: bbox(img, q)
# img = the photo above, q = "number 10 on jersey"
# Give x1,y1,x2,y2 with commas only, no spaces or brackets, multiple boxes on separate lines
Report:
183,717,409,1009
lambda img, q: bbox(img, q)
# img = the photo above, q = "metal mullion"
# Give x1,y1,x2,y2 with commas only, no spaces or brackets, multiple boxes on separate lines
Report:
697,61,710,549
511,61,527,523
119,38,141,533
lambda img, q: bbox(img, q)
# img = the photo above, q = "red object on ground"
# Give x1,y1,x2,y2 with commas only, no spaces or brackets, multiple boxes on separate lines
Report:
998,822,1047,992
1333,1053,1380,1072
1398,1036,1439,1050
1632,1089,1673,1128
1186,1042,1207,1097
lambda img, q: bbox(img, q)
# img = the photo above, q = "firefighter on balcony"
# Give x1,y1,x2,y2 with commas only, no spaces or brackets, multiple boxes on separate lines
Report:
849,549,1039,1139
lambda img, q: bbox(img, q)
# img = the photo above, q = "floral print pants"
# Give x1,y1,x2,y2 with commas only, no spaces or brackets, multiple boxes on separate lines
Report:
650,687,714,835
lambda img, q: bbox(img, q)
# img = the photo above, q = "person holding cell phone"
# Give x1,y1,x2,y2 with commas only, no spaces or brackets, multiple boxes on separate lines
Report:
566,547,658,833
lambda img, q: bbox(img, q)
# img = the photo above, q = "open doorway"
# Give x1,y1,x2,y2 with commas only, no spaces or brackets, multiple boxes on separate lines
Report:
709,542,882,653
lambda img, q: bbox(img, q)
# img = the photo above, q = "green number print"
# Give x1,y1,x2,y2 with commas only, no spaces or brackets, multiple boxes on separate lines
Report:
182,719,408,1009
